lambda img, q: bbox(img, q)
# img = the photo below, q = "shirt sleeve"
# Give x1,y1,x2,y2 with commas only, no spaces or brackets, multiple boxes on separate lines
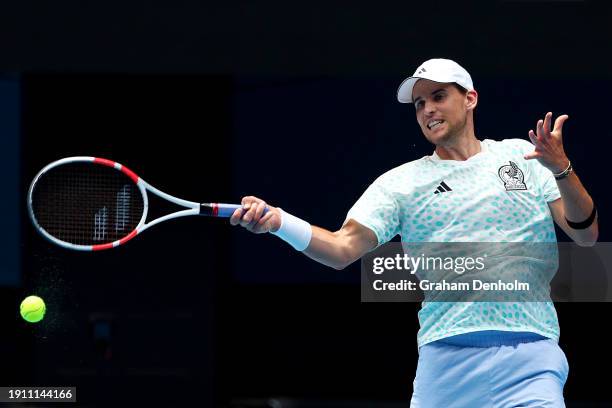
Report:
515,139,561,203
344,176,400,246
536,162,561,202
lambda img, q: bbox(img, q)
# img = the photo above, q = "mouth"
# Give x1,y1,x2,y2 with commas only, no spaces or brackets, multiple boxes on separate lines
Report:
427,119,444,130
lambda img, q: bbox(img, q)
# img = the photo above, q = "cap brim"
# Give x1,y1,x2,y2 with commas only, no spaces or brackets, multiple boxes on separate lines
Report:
397,76,421,104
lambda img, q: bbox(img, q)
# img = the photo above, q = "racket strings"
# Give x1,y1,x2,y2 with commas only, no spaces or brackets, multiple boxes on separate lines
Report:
31,163,144,246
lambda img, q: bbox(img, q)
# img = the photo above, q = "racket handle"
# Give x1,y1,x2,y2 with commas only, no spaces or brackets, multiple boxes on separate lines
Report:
200,203,269,218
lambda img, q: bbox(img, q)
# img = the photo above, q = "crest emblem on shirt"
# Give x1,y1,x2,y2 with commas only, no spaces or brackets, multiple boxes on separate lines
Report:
498,161,527,191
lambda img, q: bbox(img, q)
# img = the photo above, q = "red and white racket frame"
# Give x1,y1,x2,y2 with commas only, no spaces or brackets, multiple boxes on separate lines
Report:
27,156,243,251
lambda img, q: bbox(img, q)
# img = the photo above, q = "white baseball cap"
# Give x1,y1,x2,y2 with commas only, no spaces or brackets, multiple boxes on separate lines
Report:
397,58,474,103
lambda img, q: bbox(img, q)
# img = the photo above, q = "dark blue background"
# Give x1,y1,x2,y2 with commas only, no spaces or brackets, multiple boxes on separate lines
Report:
0,77,20,286
1,1,611,406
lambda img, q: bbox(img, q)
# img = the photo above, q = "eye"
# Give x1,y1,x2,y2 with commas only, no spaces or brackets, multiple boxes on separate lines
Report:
415,100,423,110
434,93,445,101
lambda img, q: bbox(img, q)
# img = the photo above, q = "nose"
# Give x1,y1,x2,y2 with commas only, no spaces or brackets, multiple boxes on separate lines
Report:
424,99,436,115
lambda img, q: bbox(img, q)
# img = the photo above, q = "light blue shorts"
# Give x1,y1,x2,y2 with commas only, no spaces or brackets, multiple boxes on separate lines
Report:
410,331,569,408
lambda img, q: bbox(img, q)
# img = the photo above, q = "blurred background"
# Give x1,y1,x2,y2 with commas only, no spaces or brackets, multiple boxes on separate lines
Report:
1,0,611,406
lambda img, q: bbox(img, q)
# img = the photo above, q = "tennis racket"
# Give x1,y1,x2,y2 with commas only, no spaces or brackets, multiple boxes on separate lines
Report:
27,156,264,251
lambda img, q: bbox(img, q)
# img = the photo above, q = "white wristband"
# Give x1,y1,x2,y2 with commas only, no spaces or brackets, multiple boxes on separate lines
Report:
270,208,312,251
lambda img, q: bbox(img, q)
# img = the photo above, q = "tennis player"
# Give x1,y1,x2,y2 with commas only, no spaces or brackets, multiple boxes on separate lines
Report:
230,58,598,407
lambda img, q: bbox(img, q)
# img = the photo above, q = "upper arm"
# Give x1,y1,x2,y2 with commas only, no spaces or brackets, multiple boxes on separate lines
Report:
548,198,569,234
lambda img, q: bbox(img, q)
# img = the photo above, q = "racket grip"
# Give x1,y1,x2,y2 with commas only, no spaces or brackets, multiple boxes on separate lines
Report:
200,203,269,218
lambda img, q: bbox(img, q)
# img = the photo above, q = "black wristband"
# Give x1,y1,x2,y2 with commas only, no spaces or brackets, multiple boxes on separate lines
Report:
565,205,597,230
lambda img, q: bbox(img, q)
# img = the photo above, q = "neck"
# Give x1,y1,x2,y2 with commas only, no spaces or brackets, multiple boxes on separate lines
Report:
434,126,480,161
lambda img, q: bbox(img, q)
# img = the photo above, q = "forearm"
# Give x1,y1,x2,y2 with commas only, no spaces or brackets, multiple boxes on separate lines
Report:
556,170,598,244
557,172,594,221
263,209,345,265
231,198,377,269
271,213,375,269
302,226,356,270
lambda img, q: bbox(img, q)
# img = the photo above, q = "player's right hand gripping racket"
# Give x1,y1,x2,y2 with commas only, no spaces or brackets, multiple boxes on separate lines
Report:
28,157,264,251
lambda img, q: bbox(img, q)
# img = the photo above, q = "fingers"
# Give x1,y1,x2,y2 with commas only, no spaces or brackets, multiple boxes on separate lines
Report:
528,129,538,145
241,195,260,206
525,129,540,160
526,127,546,160
254,201,266,221
253,210,275,233
536,112,568,140
526,112,568,169
543,112,552,136
233,196,269,232
536,118,545,139
257,210,274,226
553,114,569,135
245,201,267,229
229,207,243,226
240,202,258,226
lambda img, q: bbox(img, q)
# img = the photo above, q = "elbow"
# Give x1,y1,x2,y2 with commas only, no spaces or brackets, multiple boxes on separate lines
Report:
331,259,357,271
576,239,597,247
330,244,357,270
575,225,599,247
330,256,352,270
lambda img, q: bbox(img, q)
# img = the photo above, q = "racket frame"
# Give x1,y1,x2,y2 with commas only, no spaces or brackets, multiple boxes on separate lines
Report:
27,156,227,251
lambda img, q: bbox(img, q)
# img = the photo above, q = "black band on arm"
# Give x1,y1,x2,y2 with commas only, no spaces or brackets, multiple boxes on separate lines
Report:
565,205,597,230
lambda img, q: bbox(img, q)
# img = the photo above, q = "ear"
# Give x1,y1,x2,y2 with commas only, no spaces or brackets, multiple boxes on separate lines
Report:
466,89,478,111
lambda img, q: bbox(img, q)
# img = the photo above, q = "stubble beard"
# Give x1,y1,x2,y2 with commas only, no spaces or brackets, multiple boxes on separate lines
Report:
427,115,469,148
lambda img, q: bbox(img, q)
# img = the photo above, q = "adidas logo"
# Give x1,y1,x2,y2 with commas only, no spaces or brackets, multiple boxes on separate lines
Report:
433,181,452,194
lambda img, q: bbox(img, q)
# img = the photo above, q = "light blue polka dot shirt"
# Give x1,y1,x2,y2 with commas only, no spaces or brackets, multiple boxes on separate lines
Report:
346,139,562,347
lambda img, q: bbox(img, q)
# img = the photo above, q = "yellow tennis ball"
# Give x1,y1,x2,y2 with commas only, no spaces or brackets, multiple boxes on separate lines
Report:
20,295,46,323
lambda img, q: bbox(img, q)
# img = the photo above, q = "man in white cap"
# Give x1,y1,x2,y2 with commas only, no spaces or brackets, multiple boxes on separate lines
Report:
230,58,598,406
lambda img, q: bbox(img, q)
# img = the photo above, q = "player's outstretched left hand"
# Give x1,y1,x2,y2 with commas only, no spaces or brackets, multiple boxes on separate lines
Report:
524,112,570,173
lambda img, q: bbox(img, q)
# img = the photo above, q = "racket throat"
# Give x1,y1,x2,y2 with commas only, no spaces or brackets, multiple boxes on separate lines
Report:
199,203,241,218
199,203,218,217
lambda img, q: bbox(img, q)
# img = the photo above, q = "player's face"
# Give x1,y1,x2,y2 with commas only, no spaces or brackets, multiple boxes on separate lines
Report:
412,79,470,145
